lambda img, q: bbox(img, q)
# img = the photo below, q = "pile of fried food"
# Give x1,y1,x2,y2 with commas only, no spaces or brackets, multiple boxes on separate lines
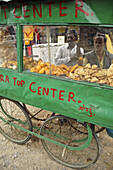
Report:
1,55,113,87
0,60,17,69
31,60,72,76
0,56,39,70
30,59,113,87
23,56,39,69
69,63,113,87
0,46,17,69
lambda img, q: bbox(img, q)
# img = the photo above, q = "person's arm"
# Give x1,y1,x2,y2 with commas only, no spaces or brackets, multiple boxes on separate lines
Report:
54,46,70,65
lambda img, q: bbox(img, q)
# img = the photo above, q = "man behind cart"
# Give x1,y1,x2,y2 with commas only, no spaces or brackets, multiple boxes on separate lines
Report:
54,29,84,66
83,32,113,69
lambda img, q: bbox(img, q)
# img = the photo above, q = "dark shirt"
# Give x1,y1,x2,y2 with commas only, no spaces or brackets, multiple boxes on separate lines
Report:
83,49,113,69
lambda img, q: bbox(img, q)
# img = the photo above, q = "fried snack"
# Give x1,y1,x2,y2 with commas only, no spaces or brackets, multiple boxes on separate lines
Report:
45,69,50,75
92,70,105,78
92,64,98,69
77,67,85,75
53,65,59,71
51,70,58,75
45,62,50,68
28,57,33,62
38,60,43,66
98,80,107,84
107,69,113,77
39,68,45,74
30,67,36,72
84,63,91,68
69,66,72,71
62,69,69,76
84,75,91,79
60,64,70,72
91,77,99,83
27,64,32,69
73,77,80,81
90,69,97,74
50,64,56,71
68,72,75,79
56,68,65,76
36,65,41,71
40,61,46,68
109,64,113,70
70,64,78,73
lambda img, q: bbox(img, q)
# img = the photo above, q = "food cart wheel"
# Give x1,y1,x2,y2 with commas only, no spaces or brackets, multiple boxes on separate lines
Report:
40,115,100,169
0,97,33,144
21,105,105,133
78,123,105,134
22,103,55,121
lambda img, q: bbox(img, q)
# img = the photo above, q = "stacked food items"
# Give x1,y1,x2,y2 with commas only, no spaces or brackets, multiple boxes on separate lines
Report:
0,42,17,69
1,54,113,87
69,63,113,87
30,59,113,87
0,56,39,70
0,60,17,69
30,60,71,76
23,56,39,69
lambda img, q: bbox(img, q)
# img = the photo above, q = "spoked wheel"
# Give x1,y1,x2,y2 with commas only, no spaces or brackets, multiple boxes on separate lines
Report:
78,123,105,134
40,115,100,169
0,97,33,144
23,103,55,121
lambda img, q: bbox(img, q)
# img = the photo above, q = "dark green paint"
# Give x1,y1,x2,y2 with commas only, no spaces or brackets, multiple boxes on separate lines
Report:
17,24,23,72
0,0,113,25
0,69,113,129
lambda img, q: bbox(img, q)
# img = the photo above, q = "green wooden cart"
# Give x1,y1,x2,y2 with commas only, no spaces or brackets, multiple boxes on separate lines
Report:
0,0,113,169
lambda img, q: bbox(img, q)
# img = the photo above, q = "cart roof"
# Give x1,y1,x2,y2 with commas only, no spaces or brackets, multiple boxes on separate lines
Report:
0,0,113,25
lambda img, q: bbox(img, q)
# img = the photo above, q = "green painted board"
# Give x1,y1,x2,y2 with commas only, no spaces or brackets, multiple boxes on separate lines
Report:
0,0,113,25
0,69,113,129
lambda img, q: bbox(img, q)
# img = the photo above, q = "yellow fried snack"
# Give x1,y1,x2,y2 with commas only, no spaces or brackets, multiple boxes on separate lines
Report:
56,68,65,76
45,69,50,75
40,61,46,67
36,65,41,71
51,70,58,75
38,60,43,66
70,64,78,73
53,66,59,71
60,64,70,72
62,69,69,76
45,62,50,68
73,77,80,81
39,68,45,74
30,67,36,72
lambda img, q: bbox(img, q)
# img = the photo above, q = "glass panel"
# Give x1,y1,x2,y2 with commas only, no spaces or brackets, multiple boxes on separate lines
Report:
0,25,17,70
23,25,49,71
23,25,113,87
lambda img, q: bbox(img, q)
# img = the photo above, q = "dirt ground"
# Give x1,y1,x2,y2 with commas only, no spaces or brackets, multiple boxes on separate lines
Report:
0,107,113,170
